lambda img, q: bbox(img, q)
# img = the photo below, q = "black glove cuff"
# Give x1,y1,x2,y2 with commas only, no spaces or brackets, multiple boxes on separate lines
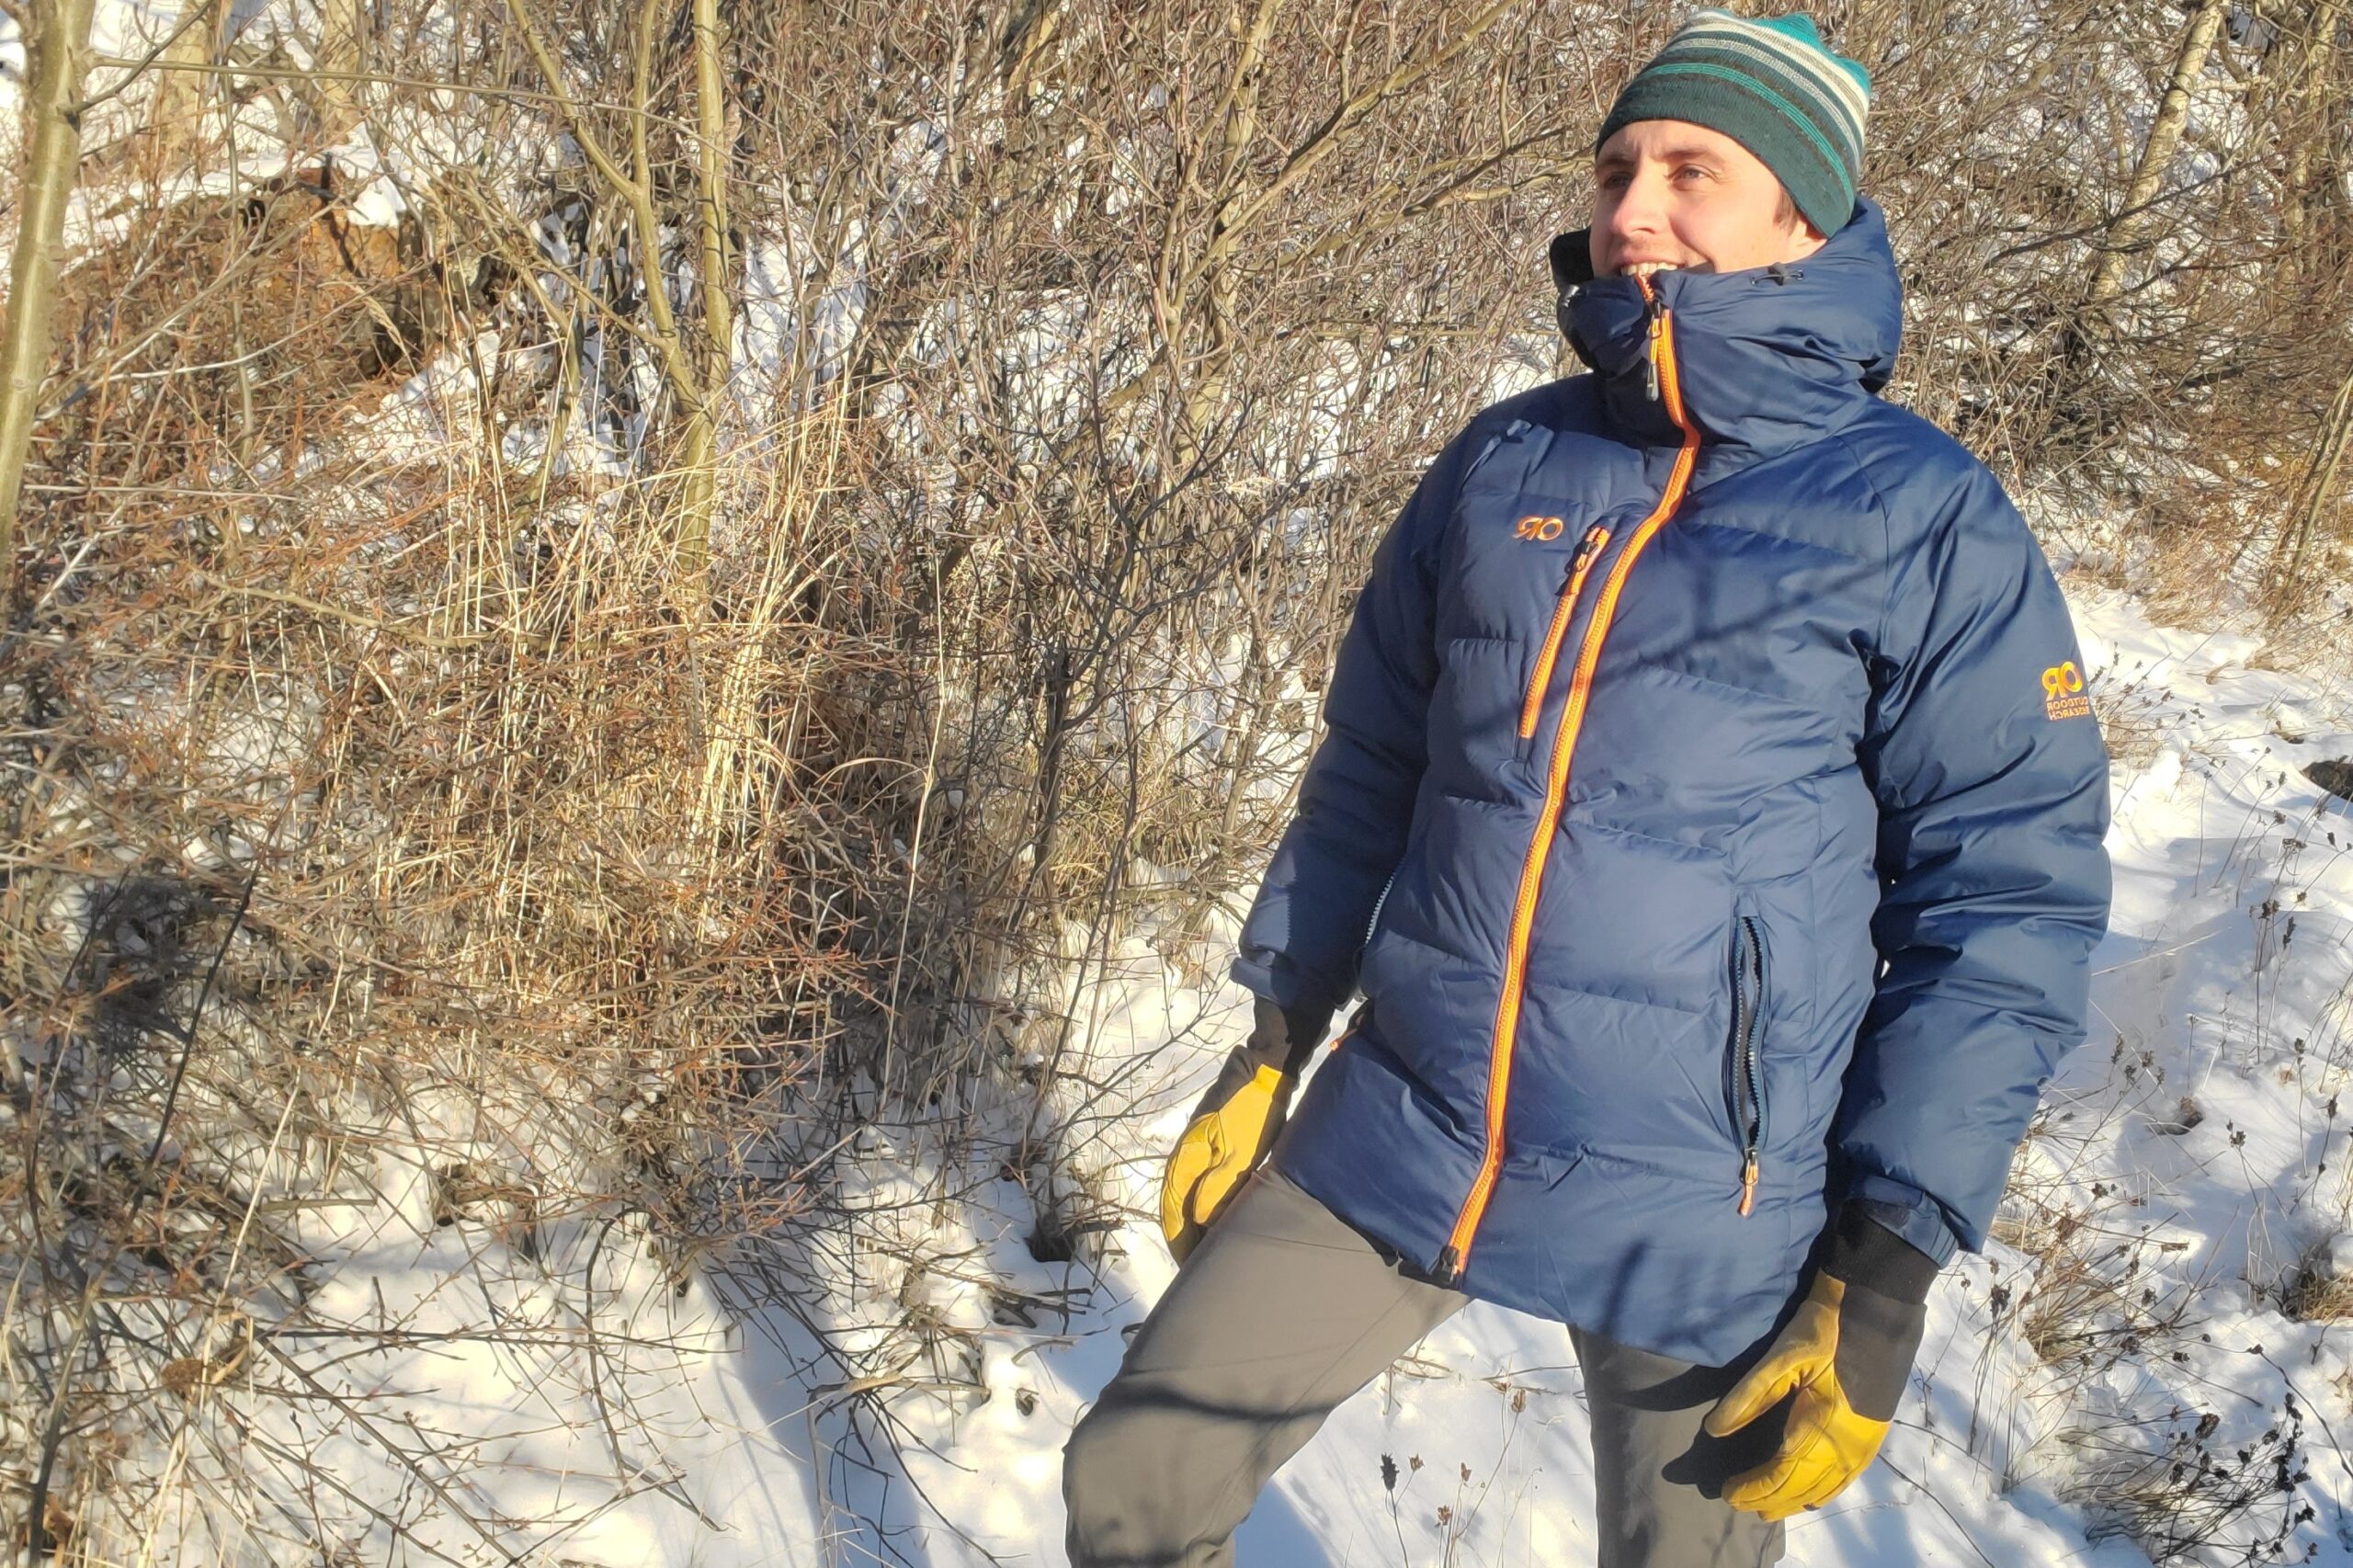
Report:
1818,1199,1938,1306
1188,999,1328,1124
1240,995,1334,1077
1828,1276,1927,1422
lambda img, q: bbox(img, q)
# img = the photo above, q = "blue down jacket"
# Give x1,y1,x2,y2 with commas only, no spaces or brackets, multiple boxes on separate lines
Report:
1237,198,2112,1366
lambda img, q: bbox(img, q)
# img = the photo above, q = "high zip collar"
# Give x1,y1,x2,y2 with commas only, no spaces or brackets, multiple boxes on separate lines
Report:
1550,197,1904,456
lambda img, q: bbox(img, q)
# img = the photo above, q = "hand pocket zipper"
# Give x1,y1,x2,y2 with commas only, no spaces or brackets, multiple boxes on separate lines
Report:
1730,909,1771,1216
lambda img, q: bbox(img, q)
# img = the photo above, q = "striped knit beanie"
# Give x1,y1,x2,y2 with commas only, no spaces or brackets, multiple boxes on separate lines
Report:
1597,10,1872,237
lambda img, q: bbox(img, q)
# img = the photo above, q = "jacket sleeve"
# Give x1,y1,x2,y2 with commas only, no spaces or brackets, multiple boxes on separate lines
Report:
1228,425,1473,1018
1836,466,2113,1267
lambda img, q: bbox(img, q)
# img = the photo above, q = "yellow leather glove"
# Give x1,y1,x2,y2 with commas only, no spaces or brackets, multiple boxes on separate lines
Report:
1158,1060,1296,1263
1158,998,1328,1263
1702,1207,1934,1520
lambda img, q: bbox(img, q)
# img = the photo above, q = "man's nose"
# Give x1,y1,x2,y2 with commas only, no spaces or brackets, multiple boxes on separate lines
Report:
1607,168,1671,244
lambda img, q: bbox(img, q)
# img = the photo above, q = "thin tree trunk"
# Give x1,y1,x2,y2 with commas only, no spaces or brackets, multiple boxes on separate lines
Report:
2085,0,2228,312
1179,0,1284,451
148,0,220,153
684,0,730,581
626,0,711,590
0,0,99,602
693,0,731,398
2271,363,2353,608
313,0,364,137
502,0,715,600
2282,0,2341,283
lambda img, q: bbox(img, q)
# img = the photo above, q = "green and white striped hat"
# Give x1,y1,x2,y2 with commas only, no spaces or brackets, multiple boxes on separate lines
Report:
1597,9,1872,237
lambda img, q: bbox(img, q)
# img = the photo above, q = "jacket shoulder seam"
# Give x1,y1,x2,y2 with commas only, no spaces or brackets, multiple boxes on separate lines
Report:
1830,429,1901,668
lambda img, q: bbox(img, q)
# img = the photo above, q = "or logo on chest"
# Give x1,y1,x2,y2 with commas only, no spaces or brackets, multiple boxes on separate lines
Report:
1513,515,1566,542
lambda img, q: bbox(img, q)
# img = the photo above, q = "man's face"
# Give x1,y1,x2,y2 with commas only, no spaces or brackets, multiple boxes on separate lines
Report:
1588,119,1826,281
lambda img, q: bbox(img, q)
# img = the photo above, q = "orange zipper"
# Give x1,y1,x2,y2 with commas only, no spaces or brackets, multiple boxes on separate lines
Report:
1436,277,1702,1284
1518,525,1613,738
1328,998,1377,1053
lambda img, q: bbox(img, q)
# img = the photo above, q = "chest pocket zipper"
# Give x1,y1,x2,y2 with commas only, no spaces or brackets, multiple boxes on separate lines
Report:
1518,524,1613,745
1731,912,1771,1217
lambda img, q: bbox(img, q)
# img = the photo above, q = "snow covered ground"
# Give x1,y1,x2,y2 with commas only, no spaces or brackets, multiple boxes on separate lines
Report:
187,560,2353,1568
813,565,2353,1568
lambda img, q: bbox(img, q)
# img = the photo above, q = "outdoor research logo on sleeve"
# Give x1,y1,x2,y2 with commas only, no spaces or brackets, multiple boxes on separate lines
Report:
2042,661,2090,721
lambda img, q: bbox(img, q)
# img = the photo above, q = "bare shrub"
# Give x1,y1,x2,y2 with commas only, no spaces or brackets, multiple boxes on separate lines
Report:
2067,1400,2314,1565
2277,1234,2353,1322
1987,1199,2201,1379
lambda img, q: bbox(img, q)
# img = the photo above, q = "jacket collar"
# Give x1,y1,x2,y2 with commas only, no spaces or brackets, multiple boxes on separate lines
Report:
1550,197,1904,455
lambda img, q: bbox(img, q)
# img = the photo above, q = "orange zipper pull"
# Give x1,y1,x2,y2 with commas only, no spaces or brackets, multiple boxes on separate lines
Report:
1738,1152,1758,1217
1636,272,1665,403
1571,523,1607,576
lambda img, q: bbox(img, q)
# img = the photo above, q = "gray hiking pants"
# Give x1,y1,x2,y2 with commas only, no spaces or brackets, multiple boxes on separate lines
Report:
1063,1165,1789,1568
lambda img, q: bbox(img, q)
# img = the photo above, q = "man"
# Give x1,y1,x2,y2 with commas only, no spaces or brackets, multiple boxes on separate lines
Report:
1063,11,2111,1566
